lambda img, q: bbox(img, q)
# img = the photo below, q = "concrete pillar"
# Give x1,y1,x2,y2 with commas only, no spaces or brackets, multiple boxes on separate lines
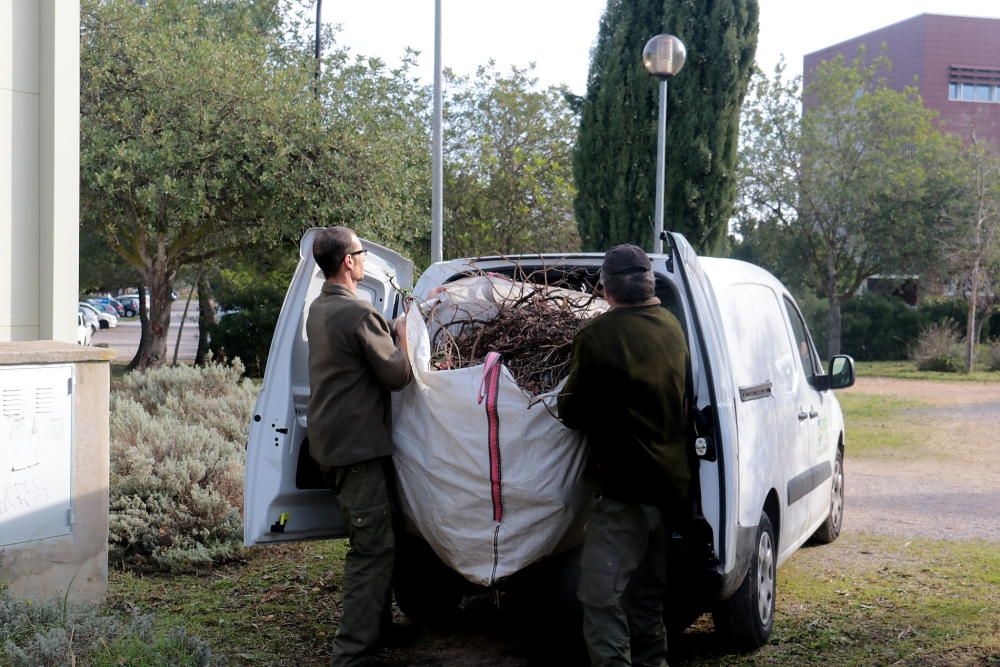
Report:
0,0,79,343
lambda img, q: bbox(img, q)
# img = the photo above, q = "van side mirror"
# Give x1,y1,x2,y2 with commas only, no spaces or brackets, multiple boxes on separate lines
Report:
827,355,855,390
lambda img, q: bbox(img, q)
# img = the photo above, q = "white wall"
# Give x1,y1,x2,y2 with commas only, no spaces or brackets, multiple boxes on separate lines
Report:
0,0,79,343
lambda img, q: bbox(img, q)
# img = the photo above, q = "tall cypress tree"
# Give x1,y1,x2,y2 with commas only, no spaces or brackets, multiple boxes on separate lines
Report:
574,0,759,253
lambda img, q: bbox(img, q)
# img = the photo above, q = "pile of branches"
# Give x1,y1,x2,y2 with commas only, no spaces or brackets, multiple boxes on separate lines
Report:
429,271,603,395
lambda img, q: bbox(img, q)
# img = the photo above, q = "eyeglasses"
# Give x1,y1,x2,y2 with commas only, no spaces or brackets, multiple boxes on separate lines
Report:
347,248,368,258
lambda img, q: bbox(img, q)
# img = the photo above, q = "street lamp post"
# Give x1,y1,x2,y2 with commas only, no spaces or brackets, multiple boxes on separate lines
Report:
642,34,686,254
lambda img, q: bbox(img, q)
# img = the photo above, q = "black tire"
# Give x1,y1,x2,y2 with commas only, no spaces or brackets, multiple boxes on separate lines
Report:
99,320,109,329
811,448,844,544
393,533,464,621
712,512,776,650
125,308,135,318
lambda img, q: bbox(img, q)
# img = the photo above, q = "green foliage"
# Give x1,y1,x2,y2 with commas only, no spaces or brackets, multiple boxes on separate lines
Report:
110,363,257,572
911,320,964,372
80,0,430,366
444,64,580,257
985,339,1000,372
574,0,759,253
736,55,961,355
796,292,977,362
0,590,209,666
209,250,298,377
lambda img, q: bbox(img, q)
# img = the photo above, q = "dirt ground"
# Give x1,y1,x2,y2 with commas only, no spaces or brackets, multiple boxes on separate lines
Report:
843,377,1000,542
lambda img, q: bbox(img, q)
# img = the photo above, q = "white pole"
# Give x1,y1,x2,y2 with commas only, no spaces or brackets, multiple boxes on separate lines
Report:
653,78,667,254
431,0,444,263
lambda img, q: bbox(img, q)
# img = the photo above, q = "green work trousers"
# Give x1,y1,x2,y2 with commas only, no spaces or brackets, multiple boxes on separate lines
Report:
578,495,669,667
324,457,396,667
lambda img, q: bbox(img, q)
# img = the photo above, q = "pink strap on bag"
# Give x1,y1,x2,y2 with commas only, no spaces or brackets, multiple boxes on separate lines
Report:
477,352,504,523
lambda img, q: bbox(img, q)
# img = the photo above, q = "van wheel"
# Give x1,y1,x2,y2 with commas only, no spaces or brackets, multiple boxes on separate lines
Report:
394,534,463,621
712,512,775,649
811,448,844,544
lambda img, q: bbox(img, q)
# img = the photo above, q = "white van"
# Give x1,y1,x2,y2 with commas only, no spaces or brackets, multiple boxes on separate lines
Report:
244,229,854,649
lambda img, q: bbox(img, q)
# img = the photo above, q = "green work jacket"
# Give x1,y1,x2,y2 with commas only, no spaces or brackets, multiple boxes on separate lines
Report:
558,299,690,509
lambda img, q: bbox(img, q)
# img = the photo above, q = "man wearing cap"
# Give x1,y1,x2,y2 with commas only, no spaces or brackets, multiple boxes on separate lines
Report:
307,226,413,666
558,244,689,667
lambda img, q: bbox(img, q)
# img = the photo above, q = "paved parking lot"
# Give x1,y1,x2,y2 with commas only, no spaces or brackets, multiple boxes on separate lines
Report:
92,300,200,364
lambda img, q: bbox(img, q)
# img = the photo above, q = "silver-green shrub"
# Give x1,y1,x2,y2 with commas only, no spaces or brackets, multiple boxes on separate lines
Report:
110,361,257,572
986,339,1000,372
910,320,963,372
0,590,210,666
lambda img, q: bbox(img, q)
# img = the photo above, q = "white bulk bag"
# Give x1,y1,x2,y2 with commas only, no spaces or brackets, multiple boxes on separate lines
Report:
391,276,597,586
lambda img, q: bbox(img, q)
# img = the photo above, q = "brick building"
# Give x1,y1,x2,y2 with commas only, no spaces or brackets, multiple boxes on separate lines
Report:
803,13,1000,143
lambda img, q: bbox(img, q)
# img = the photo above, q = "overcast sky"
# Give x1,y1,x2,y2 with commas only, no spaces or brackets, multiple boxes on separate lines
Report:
324,0,1000,92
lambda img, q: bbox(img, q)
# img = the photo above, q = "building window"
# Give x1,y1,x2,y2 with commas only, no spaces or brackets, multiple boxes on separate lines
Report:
948,65,1000,104
949,82,1000,104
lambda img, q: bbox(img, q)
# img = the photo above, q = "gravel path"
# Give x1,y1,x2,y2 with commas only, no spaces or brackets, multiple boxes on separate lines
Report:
842,377,1000,542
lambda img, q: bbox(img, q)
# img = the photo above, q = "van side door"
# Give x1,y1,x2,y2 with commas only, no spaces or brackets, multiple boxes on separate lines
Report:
781,297,836,530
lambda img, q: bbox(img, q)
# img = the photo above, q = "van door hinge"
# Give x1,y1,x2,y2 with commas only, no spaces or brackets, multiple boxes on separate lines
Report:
66,508,75,526
67,377,76,395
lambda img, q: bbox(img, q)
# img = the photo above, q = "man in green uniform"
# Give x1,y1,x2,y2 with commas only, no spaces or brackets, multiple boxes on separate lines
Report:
558,244,689,667
306,226,413,666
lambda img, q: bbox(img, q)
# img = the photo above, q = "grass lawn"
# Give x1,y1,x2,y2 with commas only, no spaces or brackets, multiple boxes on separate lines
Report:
104,533,1000,666
857,360,999,382
835,393,926,457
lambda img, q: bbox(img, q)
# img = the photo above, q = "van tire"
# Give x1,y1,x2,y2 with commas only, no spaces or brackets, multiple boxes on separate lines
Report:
712,512,775,649
811,448,844,544
393,534,463,621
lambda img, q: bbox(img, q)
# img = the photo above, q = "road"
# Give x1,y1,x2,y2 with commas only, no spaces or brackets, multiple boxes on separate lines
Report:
92,299,201,364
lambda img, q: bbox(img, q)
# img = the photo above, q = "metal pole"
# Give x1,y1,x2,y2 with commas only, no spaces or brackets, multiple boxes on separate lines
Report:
431,0,444,263
653,78,667,254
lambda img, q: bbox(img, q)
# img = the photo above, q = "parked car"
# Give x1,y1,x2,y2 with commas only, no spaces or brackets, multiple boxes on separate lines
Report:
86,298,122,318
86,295,125,317
79,301,117,329
76,313,91,346
77,304,99,334
244,230,855,650
116,296,139,317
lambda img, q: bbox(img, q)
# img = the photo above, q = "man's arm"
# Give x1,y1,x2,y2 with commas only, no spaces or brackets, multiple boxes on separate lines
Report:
557,332,595,430
356,311,412,391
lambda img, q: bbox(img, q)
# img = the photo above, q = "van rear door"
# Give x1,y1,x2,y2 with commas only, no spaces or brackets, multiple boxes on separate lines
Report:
243,230,413,546
666,233,737,571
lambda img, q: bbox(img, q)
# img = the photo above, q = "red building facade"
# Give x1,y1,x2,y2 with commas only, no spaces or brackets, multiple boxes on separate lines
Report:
803,14,1000,143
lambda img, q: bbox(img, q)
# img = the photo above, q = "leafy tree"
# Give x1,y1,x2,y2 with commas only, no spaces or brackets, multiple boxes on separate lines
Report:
443,64,580,257
941,133,1000,372
81,0,429,369
735,56,960,355
574,0,758,253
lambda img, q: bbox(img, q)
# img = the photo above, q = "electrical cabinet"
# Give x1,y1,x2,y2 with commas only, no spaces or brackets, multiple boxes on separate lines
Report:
0,364,74,547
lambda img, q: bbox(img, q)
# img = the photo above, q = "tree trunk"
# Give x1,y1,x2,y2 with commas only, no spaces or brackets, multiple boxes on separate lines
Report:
825,261,841,357
126,283,150,372
196,273,216,366
827,296,842,358
138,248,177,370
964,263,980,373
172,282,197,366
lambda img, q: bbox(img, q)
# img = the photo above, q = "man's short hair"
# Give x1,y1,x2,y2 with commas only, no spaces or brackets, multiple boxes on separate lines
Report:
313,226,355,279
602,269,655,304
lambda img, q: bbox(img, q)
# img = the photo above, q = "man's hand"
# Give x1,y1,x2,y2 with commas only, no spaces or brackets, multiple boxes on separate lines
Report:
394,313,409,357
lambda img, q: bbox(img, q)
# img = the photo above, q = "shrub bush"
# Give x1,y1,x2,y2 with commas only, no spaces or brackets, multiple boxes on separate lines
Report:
985,339,1000,372
209,254,295,377
110,362,257,572
0,589,210,666
910,319,964,372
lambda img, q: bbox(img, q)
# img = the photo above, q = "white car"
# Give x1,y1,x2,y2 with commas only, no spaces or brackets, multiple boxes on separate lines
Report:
76,313,91,346
245,230,854,649
79,301,117,329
